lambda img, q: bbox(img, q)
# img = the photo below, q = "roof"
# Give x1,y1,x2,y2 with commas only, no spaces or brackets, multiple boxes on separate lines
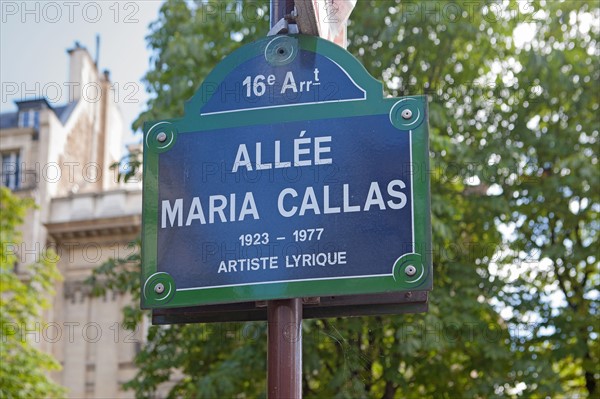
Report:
0,112,18,129
53,101,79,125
15,98,52,110
0,99,79,129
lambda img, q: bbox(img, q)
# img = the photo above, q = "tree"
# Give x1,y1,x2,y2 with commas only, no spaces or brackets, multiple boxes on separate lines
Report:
490,1,599,396
133,0,270,131
0,187,66,398
91,0,599,397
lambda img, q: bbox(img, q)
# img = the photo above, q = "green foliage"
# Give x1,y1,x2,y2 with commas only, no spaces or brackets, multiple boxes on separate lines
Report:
91,0,599,397
110,149,143,183
489,1,600,396
132,0,270,131
0,187,66,398
86,239,143,330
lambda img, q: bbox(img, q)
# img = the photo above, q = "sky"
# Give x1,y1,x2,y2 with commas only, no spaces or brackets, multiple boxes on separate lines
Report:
0,0,164,144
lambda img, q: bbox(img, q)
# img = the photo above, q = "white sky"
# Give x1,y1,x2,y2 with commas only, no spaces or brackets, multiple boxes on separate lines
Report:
0,1,164,143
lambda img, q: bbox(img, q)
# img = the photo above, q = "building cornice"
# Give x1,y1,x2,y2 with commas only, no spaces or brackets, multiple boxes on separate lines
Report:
46,214,141,244
0,126,36,137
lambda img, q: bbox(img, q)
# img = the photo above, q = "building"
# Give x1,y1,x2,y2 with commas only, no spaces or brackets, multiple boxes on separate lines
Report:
1,43,143,398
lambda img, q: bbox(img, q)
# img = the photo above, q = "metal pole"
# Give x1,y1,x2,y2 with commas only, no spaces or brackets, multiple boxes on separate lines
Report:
267,298,303,398
268,4,302,398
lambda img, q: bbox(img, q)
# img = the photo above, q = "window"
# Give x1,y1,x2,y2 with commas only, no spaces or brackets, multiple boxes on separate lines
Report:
18,110,39,129
1,151,21,190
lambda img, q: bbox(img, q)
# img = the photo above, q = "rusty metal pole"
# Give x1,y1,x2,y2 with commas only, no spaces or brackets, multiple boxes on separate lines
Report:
267,4,302,399
267,299,303,398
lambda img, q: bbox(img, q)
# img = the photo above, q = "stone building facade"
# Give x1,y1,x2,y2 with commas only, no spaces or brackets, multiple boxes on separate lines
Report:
1,44,144,398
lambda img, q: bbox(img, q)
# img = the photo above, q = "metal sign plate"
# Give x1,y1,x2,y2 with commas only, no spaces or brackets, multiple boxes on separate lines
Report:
142,35,432,309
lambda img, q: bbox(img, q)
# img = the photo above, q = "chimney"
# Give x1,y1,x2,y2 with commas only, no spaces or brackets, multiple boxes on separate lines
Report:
95,34,100,67
66,41,98,101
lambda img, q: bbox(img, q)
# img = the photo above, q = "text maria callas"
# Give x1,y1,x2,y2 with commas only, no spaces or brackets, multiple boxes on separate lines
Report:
160,131,409,229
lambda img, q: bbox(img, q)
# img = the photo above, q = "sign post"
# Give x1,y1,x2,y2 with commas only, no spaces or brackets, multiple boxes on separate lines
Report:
141,1,431,398
268,298,302,398
268,3,302,397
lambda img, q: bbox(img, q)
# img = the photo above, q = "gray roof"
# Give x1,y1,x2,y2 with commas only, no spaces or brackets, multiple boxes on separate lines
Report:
0,112,18,129
0,99,79,129
53,101,78,125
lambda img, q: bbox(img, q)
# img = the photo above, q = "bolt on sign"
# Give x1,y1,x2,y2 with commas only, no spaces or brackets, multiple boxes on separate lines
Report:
141,35,432,309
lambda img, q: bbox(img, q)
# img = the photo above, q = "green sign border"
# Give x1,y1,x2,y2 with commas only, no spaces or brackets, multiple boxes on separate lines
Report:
141,35,432,309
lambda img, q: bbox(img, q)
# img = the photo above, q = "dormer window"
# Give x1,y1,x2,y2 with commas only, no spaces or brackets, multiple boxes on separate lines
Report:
18,110,39,129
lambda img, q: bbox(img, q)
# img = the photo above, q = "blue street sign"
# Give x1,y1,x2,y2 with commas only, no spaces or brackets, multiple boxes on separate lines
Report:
142,35,432,308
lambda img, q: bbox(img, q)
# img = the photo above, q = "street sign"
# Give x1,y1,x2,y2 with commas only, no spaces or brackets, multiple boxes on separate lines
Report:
141,35,432,309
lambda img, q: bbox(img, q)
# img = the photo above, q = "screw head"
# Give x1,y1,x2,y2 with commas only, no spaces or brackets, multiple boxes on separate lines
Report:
156,132,167,143
154,283,165,294
401,109,413,120
405,265,417,277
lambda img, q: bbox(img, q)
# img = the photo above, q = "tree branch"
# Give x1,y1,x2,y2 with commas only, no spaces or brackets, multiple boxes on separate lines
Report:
554,260,577,311
383,380,397,399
